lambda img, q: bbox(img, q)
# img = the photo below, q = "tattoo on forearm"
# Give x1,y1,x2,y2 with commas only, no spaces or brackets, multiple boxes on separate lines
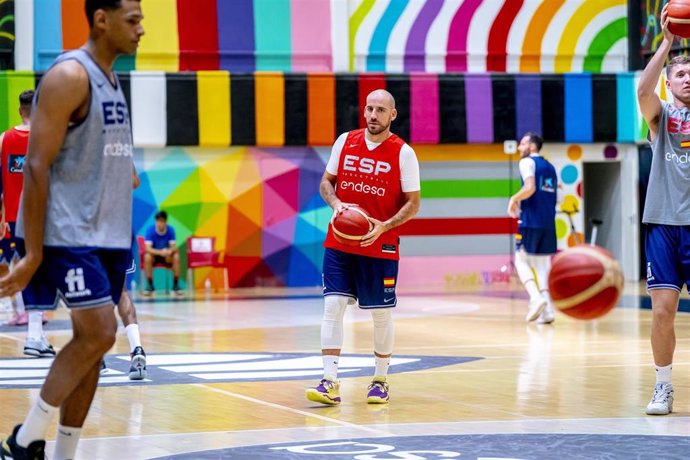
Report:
385,201,417,230
320,181,338,207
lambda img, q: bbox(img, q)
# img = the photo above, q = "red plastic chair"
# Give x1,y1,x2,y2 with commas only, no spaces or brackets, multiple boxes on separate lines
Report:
137,235,173,292
186,236,228,291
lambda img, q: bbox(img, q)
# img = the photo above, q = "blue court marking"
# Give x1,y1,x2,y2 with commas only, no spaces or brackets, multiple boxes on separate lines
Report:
0,319,72,334
153,433,690,460
0,352,481,389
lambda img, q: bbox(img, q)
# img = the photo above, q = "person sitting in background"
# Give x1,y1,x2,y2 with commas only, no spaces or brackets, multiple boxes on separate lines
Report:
143,210,181,295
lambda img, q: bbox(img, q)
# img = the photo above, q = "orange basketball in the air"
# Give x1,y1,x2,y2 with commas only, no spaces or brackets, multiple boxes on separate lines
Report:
331,205,372,246
548,245,624,320
668,0,690,38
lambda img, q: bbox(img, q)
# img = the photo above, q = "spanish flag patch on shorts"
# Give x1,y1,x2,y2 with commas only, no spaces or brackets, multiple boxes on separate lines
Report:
383,278,396,287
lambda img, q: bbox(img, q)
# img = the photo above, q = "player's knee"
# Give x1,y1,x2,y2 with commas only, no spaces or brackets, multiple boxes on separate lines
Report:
514,250,529,264
323,295,348,323
371,309,392,327
652,305,676,325
77,311,118,351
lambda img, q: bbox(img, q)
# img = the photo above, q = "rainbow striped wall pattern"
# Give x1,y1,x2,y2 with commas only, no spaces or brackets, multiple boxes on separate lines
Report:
117,71,642,145
12,0,627,73
131,143,611,289
8,70,639,147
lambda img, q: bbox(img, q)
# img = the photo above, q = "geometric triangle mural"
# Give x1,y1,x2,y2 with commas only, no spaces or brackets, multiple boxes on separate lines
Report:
134,147,330,288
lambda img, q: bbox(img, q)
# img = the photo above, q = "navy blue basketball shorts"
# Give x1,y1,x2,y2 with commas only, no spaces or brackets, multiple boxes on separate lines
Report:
0,222,23,264
515,227,557,255
19,244,129,310
322,248,399,308
645,223,690,292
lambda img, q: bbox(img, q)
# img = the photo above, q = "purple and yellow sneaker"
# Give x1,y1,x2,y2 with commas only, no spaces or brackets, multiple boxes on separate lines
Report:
306,378,341,405
1,424,46,460
366,377,389,404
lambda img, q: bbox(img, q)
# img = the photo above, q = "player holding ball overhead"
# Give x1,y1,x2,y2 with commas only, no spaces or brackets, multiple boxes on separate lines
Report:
637,3,690,416
306,89,420,406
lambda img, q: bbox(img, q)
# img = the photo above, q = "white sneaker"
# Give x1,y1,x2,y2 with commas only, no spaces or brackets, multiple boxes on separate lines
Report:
526,297,547,322
537,305,555,324
646,383,674,415
23,337,56,358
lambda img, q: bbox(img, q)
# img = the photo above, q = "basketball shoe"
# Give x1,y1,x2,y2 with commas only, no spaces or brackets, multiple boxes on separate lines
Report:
366,377,390,404
142,283,154,297
526,297,547,322
23,337,55,358
646,382,674,415
536,305,555,324
129,346,148,380
0,425,46,460
306,378,340,405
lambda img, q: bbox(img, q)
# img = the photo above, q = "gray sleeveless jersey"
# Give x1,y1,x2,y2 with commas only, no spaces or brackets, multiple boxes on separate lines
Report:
643,102,690,225
16,49,132,248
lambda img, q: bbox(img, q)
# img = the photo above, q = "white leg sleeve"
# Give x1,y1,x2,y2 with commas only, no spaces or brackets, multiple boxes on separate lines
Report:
531,255,552,296
514,251,541,300
321,295,348,350
371,309,394,356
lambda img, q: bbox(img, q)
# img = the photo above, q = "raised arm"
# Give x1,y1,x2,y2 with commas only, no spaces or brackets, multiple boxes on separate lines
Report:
638,4,674,140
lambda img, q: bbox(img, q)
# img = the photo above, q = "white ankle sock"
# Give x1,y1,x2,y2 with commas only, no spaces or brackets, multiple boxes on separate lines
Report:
125,324,142,353
374,356,390,379
16,396,59,447
323,355,339,381
655,364,672,384
15,292,26,315
27,312,43,340
53,424,82,460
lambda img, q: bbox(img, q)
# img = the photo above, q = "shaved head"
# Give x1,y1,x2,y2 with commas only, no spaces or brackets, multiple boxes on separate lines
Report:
367,89,396,109
364,89,397,139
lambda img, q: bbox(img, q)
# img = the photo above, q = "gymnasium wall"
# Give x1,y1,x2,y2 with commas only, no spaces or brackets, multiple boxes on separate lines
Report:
0,71,642,147
5,0,627,73
129,142,639,289
0,1,641,288
0,67,641,288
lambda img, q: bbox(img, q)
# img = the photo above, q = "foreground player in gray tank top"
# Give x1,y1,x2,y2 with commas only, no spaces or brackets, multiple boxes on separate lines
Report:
0,1,144,459
637,4,690,417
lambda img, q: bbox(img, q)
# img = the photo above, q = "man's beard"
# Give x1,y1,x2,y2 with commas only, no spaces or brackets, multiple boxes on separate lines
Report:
367,121,389,135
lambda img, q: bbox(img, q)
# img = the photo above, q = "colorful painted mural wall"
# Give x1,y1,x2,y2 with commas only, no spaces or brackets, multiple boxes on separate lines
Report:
0,71,642,147
132,142,629,289
0,1,640,288
7,0,627,73
640,0,690,62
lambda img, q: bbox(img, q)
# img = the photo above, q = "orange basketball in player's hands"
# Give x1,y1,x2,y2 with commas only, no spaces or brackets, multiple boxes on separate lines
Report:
548,245,624,320
668,0,690,38
331,205,373,247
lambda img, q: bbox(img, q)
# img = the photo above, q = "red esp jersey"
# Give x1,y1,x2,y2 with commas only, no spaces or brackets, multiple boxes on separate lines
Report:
1,127,28,226
324,129,406,260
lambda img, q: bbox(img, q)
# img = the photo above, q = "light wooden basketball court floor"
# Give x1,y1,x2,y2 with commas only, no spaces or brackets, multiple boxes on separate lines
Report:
1,283,689,459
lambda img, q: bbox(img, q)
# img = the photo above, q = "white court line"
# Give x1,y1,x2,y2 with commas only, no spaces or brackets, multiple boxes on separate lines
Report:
192,383,385,435
413,361,690,374
392,337,690,351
